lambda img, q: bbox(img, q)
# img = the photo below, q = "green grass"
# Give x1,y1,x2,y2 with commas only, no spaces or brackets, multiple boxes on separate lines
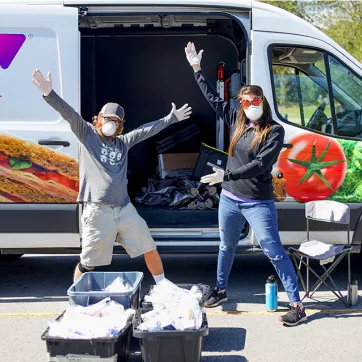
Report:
277,105,320,125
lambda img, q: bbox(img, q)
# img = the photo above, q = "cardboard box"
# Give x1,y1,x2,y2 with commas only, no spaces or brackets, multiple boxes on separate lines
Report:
158,153,199,179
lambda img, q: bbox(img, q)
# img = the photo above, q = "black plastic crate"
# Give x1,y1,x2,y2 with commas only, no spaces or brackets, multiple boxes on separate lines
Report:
140,283,210,309
42,312,132,362
133,309,209,362
193,143,228,179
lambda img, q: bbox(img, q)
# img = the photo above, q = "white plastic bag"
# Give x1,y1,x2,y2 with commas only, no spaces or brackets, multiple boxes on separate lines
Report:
47,298,135,339
138,282,204,332
104,277,132,292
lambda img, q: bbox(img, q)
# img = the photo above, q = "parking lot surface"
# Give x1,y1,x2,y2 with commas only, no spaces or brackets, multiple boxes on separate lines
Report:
1,253,361,361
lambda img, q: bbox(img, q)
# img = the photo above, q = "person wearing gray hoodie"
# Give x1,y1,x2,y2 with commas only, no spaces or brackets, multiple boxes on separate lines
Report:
32,69,192,282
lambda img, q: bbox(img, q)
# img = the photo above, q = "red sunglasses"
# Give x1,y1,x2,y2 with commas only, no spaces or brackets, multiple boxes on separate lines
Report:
240,96,262,109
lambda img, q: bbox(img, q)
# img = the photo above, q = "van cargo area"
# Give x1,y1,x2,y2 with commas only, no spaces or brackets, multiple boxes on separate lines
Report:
80,14,246,228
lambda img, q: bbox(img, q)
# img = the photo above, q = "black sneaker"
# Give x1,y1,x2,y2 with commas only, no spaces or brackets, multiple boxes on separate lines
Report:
279,304,307,326
204,289,228,308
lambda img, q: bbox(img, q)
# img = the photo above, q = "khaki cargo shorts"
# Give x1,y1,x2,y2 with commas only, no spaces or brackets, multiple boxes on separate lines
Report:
80,202,156,268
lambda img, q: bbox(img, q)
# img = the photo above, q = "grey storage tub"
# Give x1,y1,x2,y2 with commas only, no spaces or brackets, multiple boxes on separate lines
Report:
67,271,143,308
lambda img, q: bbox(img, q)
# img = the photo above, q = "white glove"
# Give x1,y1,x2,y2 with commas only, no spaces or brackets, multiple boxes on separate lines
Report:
170,103,192,121
32,69,52,96
200,167,225,185
185,42,203,66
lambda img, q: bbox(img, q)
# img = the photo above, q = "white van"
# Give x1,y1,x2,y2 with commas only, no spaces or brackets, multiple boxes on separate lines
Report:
0,0,361,259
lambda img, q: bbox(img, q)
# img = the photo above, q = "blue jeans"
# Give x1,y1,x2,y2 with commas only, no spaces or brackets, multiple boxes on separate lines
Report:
217,193,301,303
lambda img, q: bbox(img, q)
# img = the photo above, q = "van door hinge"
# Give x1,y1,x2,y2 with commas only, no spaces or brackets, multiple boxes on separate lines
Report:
79,7,88,18
249,40,252,55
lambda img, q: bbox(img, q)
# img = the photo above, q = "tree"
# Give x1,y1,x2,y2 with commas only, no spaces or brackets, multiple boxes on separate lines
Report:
320,1,362,62
260,0,310,19
260,1,362,61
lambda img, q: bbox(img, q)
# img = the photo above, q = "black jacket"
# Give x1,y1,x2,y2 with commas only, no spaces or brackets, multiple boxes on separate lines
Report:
194,70,284,201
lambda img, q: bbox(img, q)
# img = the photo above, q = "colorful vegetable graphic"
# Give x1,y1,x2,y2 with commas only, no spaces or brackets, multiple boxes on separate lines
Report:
9,157,32,170
329,139,362,202
278,134,346,202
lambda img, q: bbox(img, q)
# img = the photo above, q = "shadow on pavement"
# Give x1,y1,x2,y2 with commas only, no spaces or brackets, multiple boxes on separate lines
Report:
218,299,265,312
203,327,246,352
202,356,247,362
0,297,69,303
304,310,362,324
129,354,248,362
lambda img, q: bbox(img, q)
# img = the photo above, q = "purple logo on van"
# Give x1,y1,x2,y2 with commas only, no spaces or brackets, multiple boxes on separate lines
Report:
0,34,26,70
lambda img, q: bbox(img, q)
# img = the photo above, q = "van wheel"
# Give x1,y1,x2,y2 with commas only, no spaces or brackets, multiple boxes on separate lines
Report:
0,253,23,261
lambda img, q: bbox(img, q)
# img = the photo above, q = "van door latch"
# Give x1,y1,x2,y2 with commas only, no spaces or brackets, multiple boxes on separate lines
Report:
38,140,70,147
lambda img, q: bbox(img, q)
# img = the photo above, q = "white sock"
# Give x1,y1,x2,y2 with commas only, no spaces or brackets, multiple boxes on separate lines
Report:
153,272,165,284
292,301,304,310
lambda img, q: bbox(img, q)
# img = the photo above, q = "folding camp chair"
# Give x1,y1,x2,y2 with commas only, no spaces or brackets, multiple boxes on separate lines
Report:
289,200,353,307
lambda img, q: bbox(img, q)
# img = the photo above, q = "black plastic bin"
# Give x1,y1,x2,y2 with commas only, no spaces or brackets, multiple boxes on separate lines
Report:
42,312,132,362
193,143,228,179
133,309,209,362
140,283,210,309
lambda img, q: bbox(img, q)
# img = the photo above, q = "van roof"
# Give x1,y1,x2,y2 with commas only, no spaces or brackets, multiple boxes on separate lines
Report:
1,0,253,8
0,0,340,41
1,0,360,68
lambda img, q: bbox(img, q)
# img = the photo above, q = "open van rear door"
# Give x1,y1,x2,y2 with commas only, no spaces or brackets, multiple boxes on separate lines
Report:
0,4,81,250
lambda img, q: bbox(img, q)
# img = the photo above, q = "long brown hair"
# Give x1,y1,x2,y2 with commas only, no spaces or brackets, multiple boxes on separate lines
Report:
228,85,273,157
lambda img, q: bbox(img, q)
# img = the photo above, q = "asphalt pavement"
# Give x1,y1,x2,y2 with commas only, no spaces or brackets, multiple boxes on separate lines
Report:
1,253,362,362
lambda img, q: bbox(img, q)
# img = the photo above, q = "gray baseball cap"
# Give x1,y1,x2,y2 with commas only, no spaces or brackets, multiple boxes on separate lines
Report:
100,103,125,121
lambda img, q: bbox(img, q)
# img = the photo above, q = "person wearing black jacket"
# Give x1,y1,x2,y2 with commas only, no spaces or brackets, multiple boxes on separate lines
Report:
185,42,307,326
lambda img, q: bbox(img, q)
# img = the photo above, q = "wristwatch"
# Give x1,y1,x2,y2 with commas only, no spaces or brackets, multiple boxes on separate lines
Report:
223,170,231,181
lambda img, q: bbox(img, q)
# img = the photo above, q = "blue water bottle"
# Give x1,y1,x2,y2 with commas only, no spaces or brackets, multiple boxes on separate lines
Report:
266,275,278,312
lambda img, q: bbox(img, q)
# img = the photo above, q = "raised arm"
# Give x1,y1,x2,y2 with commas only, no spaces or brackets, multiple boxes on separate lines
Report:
123,103,192,149
32,70,90,142
185,42,236,127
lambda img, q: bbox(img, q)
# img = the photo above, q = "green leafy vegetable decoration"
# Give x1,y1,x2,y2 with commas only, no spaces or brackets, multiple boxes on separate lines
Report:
329,139,362,202
287,141,345,191
9,158,32,170
353,144,362,171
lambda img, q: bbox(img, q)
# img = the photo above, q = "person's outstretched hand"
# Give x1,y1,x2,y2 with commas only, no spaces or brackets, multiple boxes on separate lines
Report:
185,42,203,67
201,167,225,185
32,69,52,96
169,103,192,121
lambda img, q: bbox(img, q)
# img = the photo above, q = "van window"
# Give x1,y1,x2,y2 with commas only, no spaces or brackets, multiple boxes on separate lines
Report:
0,29,60,123
325,56,362,138
270,46,362,139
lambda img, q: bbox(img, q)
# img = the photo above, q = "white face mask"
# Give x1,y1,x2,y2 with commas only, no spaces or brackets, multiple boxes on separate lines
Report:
244,106,263,122
102,121,117,137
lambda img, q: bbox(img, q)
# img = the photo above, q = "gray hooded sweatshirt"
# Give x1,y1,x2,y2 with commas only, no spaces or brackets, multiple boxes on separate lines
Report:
44,90,178,205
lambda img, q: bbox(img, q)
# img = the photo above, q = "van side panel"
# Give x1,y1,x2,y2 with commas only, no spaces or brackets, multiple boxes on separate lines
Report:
0,4,80,247
251,29,362,244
